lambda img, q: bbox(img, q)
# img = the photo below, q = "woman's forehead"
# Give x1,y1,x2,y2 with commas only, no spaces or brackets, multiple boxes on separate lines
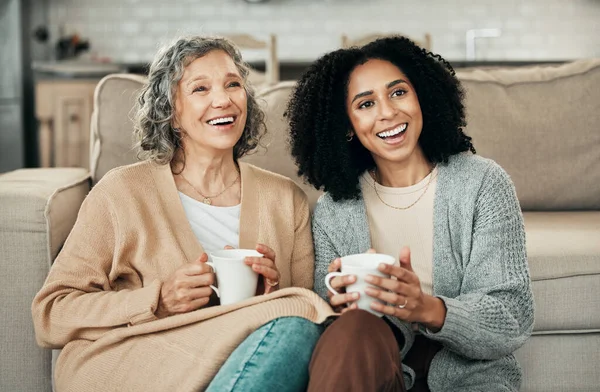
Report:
181,51,240,80
347,59,410,92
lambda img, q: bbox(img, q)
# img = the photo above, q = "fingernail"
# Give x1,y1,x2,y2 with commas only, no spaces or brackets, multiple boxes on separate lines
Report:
364,275,374,283
351,292,359,299
371,302,382,309
364,287,375,295
348,275,357,282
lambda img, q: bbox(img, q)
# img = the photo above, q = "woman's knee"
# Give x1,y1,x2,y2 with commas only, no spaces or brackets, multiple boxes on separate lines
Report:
327,310,394,343
207,317,323,392
267,317,323,352
308,311,404,391
312,310,400,364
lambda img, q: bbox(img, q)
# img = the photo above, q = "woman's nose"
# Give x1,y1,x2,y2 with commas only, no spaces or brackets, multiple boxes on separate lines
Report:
378,99,398,120
211,88,232,108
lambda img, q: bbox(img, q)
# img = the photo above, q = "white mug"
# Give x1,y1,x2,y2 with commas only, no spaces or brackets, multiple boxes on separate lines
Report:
324,253,396,317
207,249,262,306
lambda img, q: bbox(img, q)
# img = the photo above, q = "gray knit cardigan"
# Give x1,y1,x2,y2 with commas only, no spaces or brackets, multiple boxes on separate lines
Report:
312,153,534,391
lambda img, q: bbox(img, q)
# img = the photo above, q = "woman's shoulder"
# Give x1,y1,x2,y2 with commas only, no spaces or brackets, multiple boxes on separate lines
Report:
241,162,308,200
443,153,513,186
445,152,495,172
313,192,365,224
92,160,161,196
441,153,517,202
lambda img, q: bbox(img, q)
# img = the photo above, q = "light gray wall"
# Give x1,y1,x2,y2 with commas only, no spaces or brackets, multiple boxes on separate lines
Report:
45,0,600,63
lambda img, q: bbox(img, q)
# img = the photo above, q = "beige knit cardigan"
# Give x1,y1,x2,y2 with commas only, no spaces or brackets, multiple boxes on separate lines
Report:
32,161,335,392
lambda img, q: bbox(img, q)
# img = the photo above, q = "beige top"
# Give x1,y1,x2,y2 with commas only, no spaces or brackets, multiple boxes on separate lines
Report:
31,160,334,392
360,168,438,295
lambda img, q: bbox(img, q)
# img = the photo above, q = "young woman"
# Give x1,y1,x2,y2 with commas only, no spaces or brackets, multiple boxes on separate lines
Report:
287,36,534,392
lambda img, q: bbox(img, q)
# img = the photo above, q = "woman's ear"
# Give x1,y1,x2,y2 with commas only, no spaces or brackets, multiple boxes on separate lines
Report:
346,130,354,142
171,92,181,130
171,113,181,132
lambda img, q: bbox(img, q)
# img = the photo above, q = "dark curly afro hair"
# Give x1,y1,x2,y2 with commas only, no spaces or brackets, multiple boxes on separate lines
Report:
286,36,475,201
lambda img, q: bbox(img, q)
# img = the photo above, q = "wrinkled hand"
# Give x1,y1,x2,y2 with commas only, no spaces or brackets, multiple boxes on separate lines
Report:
156,253,216,318
243,244,280,295
364,246,446,330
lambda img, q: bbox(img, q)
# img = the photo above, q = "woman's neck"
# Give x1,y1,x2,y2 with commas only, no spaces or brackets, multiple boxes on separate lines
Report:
373,151,433,188
173,148,239,196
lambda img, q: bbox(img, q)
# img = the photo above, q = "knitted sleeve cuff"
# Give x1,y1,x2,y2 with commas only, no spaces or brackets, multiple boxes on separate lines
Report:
419,295,478,346
126,279,162,325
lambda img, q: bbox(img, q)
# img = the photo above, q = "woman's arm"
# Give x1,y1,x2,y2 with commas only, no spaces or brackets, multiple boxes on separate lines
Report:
31,187,161,348
422,163,535,360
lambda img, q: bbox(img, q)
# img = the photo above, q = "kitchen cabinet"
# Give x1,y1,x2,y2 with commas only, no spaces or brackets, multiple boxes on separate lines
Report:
35,79,99,169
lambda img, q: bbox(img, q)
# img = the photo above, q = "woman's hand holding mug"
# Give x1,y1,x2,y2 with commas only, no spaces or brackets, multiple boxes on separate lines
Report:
243,243,280,295
156,253,216,318
364,246,447,331
325,250,395,316
325,257,360,313
224,244,280,295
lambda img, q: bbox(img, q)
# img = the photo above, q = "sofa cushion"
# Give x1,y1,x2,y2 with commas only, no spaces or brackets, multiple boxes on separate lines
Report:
515,333,600,392
457,59,600,211
247,68,267,88
90,74,145,184
0,168,90,391
242,81,323,210
523,211,600,333
0,168,91,261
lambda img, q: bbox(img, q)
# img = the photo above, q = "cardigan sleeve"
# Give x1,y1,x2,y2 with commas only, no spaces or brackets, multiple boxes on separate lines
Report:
31,186,162,349
289,187,315,289
421,163,535,360
311,220,339,301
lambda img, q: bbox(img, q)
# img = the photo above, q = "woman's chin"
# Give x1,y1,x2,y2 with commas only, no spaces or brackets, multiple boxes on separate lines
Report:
372,146,417,165
185,134,244,155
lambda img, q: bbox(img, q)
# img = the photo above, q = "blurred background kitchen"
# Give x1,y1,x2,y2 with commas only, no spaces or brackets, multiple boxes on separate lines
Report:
1,0,599,172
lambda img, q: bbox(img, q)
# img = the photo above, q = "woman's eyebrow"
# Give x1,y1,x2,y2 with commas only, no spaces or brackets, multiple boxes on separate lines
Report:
351,79,409,103
185,75,208,87
387,79,408,88
351,90,373,103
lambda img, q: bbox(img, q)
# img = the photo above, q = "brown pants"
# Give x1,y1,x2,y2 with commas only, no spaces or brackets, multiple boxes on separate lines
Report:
308,310,441,392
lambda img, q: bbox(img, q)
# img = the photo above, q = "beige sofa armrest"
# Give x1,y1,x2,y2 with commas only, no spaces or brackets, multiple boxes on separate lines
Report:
0,168,90,391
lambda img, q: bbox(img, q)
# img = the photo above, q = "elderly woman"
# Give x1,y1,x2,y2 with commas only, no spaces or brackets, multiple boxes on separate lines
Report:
31,36,333,392
286,36,534,391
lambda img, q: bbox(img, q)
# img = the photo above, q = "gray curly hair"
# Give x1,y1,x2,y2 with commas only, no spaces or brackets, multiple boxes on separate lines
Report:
133,35,266,164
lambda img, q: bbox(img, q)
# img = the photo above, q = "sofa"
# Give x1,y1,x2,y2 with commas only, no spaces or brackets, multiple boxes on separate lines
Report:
1,59,599,391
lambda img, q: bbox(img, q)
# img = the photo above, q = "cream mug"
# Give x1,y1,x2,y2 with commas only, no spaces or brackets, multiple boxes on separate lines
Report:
207,249,262,306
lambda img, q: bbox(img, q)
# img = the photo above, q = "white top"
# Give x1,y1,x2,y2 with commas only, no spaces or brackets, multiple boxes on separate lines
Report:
360,168,438,296
178,192,241,254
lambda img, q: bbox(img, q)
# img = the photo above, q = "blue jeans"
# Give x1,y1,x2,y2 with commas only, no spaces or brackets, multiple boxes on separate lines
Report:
206,317,323,392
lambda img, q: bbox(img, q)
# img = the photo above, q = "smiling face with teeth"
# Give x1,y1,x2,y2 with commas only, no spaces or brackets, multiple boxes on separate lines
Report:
173,50,248,157
346,58,426,171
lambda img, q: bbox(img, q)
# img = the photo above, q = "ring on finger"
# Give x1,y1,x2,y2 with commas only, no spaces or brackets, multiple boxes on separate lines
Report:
266,278,279,287
397,298,408,309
